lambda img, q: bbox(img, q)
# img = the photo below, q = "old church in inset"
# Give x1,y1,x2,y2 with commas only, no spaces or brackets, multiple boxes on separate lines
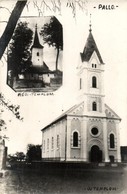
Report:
15,24,62,90
41,24,121,163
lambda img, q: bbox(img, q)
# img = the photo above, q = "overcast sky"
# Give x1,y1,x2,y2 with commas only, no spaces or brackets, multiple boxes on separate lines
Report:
0,0,127,154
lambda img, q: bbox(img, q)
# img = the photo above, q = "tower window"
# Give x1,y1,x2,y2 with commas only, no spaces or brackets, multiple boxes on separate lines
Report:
92,76,97,88
95,64,97,68
37,52,39,56
73,131,78,147
110,134,115,148
92,64,94,68
92,101,97,111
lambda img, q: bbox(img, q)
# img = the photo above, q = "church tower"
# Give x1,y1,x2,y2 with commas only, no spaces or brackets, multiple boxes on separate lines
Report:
76,19,121,163
78,20,105,117
31,24,44,67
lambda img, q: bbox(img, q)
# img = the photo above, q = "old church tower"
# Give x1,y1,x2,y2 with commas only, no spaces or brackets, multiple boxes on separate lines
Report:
31,24,44,67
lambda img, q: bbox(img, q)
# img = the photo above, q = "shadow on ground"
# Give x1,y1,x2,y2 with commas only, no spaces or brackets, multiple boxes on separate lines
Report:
0,163,127,194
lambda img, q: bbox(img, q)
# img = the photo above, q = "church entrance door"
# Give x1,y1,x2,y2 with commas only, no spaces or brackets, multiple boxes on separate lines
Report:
90,145,102,163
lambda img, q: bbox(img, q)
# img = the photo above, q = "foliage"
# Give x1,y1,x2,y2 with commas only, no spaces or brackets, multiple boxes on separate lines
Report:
32,0,87,17
8,21,33,76
8,152,26,163
0,93,23,141
0,0,27,59
0,93,23,121
26,144,41,162
40,16,63,70
15,152,26,161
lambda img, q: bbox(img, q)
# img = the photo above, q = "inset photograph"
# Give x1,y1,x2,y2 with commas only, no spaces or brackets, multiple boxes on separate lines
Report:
7,16,63,92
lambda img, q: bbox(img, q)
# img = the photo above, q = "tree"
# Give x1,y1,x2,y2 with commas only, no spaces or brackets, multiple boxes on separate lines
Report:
8,22,33,76
15,152,25,161
0,0,27,59
26,144,41,162
0,0,87,60
40,16,63,71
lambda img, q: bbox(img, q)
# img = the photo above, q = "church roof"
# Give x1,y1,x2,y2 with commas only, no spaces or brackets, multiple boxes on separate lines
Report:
41,102,121,131
80,31,104,64
31,25,43,49
25,62,51,74
41,102,83,131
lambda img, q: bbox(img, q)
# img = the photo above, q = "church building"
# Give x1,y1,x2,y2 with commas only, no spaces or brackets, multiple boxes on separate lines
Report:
22,24,54,85
41,24,121,163
19,24,62,89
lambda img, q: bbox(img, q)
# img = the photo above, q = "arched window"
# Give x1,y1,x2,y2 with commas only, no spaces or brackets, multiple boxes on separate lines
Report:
37,52,39,56
92,76,97,88
79,78,82,89
110,134,115,148
51,137,54,149
73,131,78,147
47,138,49,150
92,102,97,111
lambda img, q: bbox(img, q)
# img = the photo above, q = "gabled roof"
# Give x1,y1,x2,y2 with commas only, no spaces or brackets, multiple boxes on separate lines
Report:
41,101,121,131
41,102,84,131
80,31,104,64
31,25,43,49
105,104,121,120
25,62,51,74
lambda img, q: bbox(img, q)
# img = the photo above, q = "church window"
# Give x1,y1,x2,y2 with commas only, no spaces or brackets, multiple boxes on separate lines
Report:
110,134,115,148
92,76,97,88
57,135,60,149
95,64,97,68
73,131,78,147
91,127,99,135
92,64,94,68
92,102,97,111
43,140,45,152
79,78,82,89
47,138,49,150
37,52,39,56
51,137,54,149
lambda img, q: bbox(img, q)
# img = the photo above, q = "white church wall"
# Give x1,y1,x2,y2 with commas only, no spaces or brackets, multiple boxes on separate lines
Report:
70,117,81,160
32,48,43,67
42,118,67,161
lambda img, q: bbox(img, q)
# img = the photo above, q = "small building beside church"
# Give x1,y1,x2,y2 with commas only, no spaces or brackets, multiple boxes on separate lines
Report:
41,25,121,163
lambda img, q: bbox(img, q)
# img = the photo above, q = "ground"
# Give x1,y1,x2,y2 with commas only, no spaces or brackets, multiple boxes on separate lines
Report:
0,164,127,194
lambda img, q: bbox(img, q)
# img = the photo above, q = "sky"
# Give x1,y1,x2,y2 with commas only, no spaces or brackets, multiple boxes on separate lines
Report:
0,0,127,154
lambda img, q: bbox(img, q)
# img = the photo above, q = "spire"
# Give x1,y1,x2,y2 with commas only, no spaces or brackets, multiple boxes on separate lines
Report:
80,18,104,64
89,14,92,33
32,24,43,49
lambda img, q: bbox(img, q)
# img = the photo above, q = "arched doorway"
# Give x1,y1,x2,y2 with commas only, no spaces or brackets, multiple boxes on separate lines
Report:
90,145,102,162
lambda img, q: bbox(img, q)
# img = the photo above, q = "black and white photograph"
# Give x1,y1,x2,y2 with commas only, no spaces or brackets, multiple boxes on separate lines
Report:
0,0,127,194
7,16,63,92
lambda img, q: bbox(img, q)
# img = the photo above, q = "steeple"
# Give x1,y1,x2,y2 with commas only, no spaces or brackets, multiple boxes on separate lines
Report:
32,24,43,49
89,14,92,33
80,19,104,64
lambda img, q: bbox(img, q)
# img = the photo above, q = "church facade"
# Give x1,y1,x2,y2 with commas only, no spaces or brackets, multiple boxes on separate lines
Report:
41,26,121,163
